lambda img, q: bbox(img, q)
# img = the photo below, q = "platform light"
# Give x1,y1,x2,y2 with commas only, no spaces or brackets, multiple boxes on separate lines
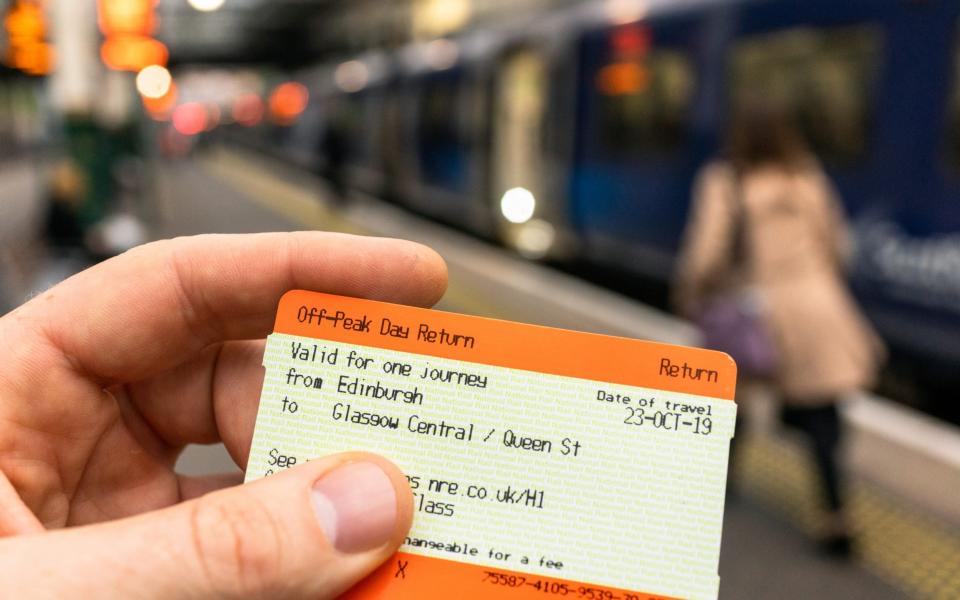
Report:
188,0,225,13
501,187,536,225
98,0,157,36
334,60,369,93
136,64,171,98
597,62,649,96
4,0,54,75
605,0,648,25
142,81,177,120
233,93,264,127
414,0,471,38
7,42,54,76
101,34,168,71
425,39,459,71
268,81,309,125
98,0,167,71
172,102,207,136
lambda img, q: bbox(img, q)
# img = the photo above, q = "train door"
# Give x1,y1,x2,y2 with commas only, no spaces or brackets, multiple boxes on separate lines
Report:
409,69,474,223
287,99,324,170
349,90,384,192
570,15,706,279
489,48,551,256
378,82,407,203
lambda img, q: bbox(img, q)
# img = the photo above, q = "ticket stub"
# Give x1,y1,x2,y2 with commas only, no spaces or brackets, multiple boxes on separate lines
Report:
245,290,737,600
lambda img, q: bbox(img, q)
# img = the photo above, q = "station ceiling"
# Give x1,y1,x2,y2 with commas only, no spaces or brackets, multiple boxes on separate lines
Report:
158,0,340,65
156,0,575,66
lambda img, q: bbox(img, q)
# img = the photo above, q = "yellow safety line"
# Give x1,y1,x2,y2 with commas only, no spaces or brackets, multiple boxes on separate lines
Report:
200,148,356,233
198,147,509,320
739,435,960,599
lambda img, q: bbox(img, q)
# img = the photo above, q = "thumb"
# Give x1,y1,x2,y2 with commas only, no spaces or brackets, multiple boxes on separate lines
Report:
0,452,413,600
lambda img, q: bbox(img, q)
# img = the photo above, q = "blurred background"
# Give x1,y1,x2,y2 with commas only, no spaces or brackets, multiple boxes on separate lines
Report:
2,0,960,598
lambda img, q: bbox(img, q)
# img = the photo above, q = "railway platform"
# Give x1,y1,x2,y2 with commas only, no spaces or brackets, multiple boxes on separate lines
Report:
3,149,959,599
165,148,958,600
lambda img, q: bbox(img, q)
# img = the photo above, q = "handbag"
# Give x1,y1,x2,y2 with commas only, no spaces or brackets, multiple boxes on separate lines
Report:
699,289,779,376
696,170,780,377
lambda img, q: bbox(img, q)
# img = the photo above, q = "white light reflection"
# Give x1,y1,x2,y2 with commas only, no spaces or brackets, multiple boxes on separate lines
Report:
500,187,536,224
334,60,370,93
136,65,172,99
605,0,648,24
188,0,226,13
426,39,460,71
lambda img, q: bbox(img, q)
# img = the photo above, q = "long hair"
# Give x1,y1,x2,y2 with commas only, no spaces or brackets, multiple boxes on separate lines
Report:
726,96,809,174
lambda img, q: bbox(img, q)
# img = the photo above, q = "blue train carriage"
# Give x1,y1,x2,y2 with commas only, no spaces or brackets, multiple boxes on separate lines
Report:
329,52,392,197
279,0,960,418
382,18,586,250
565,0,960,417
387,35,501,236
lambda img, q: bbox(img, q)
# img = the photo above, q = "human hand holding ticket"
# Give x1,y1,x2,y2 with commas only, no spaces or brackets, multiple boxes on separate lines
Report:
248,291,737,599
0,231,735,600
0,233,447,599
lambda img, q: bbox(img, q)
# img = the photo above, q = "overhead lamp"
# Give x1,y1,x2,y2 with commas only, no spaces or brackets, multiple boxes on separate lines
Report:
188,0,226,13
136,64,172,99
426,39,459,71
269,82,309,125
172,103,208,136
605,0,648,25
101,35,169,71
335,60,369,93
500,187,536,225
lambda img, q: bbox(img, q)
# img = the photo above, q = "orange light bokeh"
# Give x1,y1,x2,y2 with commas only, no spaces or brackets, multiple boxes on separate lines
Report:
97,0,158,36
3,1,53,76
8,41,53,75
597,62,650,96
97,0,164,72
142,81,178,121
268,82,309,125
5,2,46,40
101,34,168,71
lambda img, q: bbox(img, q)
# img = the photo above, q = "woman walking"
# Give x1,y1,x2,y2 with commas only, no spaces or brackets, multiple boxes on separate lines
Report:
674,99,885,556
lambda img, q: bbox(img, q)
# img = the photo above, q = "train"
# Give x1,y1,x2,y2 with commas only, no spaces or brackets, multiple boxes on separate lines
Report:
226,0,960,423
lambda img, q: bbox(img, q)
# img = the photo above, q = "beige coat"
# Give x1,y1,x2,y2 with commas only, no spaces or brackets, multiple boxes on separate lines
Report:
674,161,885,403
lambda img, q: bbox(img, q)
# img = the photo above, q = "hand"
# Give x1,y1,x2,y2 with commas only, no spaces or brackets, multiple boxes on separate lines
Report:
0,232,447,598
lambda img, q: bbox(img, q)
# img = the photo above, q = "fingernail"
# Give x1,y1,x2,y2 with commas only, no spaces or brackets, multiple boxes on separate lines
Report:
311,462,398,553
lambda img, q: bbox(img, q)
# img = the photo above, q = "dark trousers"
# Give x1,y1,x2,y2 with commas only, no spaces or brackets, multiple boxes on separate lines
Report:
781,402,844,512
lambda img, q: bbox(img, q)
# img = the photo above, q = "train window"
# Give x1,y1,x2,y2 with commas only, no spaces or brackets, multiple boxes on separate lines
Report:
731,25,881,166
594,48,694,158
418,74,463,147
417,72,468,190
947,25,960,171
338,97,370,163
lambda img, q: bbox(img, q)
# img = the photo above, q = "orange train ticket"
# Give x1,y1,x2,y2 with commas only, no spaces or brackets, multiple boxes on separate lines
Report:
245,290,738,599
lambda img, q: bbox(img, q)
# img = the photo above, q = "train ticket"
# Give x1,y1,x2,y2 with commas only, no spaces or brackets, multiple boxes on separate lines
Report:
245,290,738,600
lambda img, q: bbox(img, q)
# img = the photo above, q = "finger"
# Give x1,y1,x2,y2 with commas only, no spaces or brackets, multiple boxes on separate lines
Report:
18,232,447,384
0,470,43,537
128,340,266,463
177,471,244,501
0,453,413,600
